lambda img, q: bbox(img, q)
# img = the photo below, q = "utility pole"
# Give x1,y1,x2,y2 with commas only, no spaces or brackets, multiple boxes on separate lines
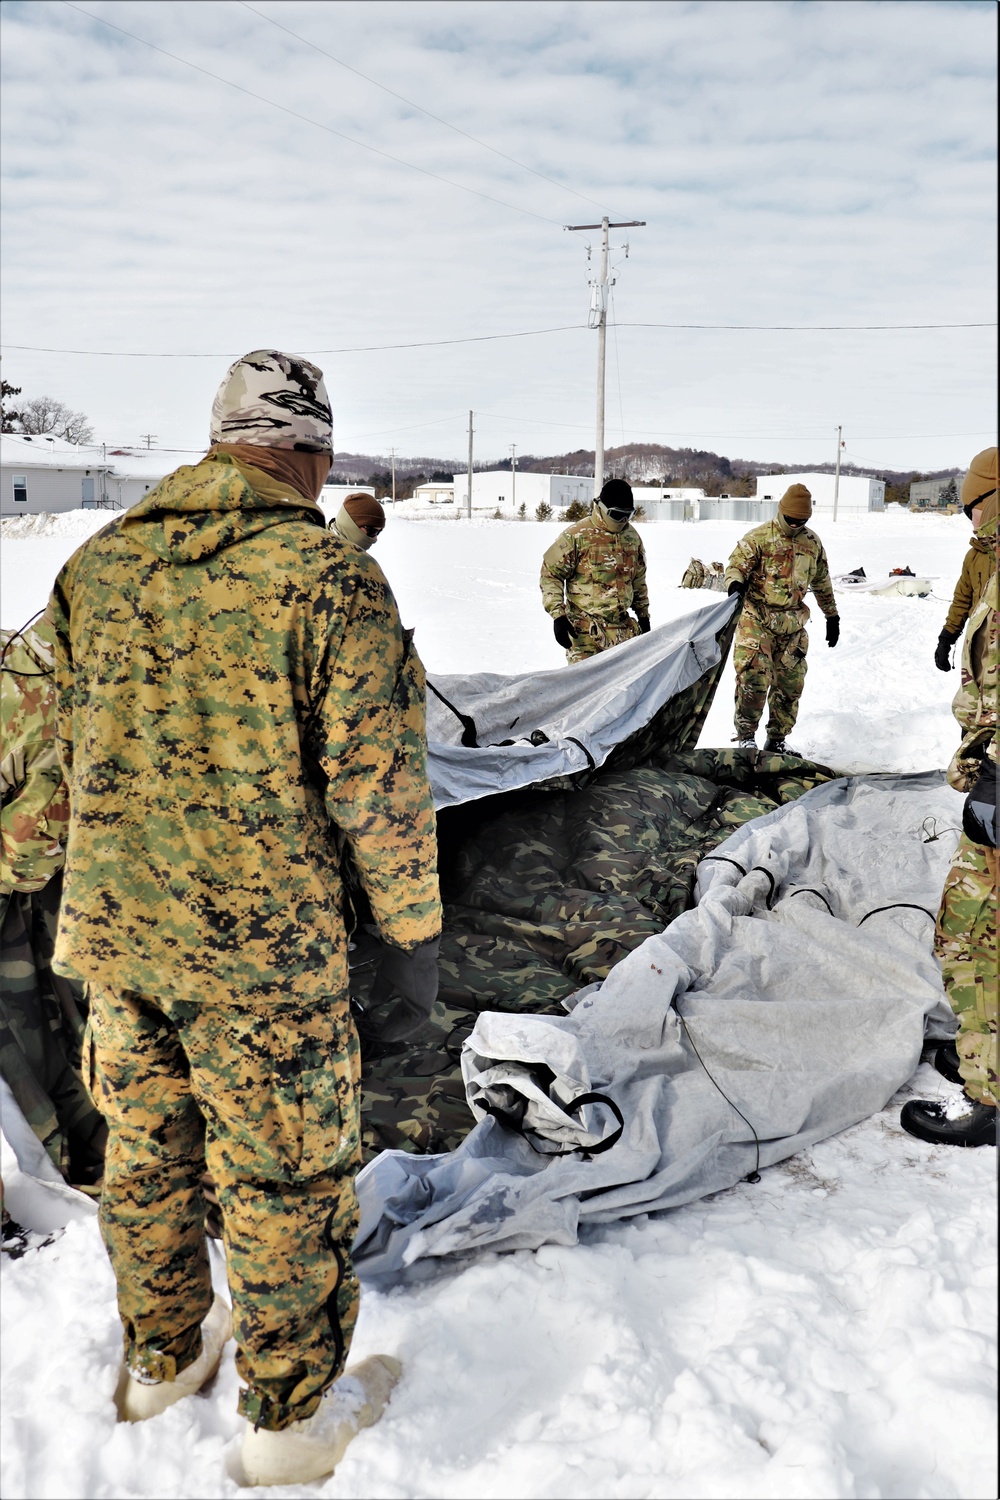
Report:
140,433,157,449
390,447,396,508
832,425,843,522
466,410,474,519
564,217,645,496
509,443,517,512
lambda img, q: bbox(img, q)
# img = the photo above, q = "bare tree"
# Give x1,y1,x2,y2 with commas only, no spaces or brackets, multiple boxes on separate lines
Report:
16,394,94,444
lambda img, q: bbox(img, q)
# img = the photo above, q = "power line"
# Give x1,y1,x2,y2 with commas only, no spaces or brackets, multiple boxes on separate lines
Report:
0,326,588,358
60,1,564,227
9,314,993,362
616,321,996,331
235,0,614,218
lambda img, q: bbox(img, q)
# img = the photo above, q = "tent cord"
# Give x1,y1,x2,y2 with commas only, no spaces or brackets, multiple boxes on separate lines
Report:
675,1011,762,1183
0,608,50,676
426,679,479,747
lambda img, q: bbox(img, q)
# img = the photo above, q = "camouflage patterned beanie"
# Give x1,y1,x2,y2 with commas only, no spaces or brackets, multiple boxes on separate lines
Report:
210,350,333,452
778,484,812,520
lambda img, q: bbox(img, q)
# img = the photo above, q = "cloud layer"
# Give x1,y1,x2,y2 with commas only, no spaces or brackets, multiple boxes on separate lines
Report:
1,0,996,471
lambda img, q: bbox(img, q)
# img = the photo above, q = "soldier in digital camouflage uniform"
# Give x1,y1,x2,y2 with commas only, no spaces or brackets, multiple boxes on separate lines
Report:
50,350,441,1485
903,448,998,1149
541,478,650,663
1,615,106,1192
934,446,998,672
724,483,840,753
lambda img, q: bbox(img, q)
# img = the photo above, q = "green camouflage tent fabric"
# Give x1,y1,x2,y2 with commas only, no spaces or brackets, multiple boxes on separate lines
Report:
356,603,836,1159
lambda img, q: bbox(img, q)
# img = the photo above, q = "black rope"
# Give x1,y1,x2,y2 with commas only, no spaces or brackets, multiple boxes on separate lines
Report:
426,679,479,747
789,887,835,916
676,1011,761,1183
482,1088,624,1159
858,902,936,926
749,866,777,909
700,855,748,877
565,736,597,771
0,609,50,676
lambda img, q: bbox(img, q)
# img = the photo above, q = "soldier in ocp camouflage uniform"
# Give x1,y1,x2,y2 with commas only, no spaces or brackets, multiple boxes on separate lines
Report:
903,447,998,1148
724,484,840,753
51,351,441,1486
541,478,650,663
1,615,106,1190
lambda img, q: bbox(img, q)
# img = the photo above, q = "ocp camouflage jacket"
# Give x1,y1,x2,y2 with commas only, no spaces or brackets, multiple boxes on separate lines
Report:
724,520,837,635
50,453,441,1004
540,510,650,625
1,618,69,897
942,517,998,639
948,569,999,793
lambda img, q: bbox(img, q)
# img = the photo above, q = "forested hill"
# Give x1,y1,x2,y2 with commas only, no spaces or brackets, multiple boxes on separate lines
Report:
330,442,961,504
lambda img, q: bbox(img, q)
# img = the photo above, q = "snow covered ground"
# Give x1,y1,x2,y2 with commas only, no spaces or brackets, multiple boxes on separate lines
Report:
1,506,996,1499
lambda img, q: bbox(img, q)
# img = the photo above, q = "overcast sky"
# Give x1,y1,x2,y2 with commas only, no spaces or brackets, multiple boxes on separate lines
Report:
1,0,996,473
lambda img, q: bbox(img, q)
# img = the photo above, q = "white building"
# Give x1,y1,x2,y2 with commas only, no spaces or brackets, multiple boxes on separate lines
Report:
1,435,194,515
411,482,455,505
755,471,885,514
454,471,595,514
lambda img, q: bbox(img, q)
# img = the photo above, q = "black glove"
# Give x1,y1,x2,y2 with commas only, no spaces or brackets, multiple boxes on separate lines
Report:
369,936,440,1043
934,628,959,672
825,615,840,648
553,616,576,650
727,580,745,599
962,765,997,848
637,616,651,634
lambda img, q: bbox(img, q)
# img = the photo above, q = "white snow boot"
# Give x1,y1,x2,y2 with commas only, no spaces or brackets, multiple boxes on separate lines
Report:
239,1354,402,1487
115,1295,232,1422
732,736,757,751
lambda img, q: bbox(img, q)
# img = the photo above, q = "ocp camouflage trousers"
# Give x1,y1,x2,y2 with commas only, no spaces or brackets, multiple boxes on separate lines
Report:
84,984,361,1430
934,836,999,1107
0,879,105,1184
733,614,808,739
566,613,640,664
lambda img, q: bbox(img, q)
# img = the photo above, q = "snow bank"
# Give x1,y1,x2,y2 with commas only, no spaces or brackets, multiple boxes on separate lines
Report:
0,509,115,541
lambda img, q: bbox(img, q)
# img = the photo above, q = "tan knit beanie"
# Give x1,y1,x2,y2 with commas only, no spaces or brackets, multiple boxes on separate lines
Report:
960,447,998,511
778,484,812,520
343,493,385,530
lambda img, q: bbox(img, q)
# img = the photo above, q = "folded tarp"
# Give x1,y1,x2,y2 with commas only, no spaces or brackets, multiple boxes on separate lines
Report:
354,771,960,1285
425,595,737,809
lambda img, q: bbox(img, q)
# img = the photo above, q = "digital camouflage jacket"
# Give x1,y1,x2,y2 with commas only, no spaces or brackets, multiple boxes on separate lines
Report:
942,517,998,639
1,617,69,897
540,508,650,625
948,569,999,793
724,519,837,636
49,452,441,1004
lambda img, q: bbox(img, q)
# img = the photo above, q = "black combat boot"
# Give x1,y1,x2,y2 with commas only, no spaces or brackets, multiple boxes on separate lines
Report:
900,1093,997,1147
932,1042,963,1086
763,735,790,754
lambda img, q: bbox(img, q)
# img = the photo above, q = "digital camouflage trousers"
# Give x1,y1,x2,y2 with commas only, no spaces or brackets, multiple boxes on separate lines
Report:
566,612,640,664
733,613,808,740
84,984,361,1431
0,879,105,1185
935,835,999,1106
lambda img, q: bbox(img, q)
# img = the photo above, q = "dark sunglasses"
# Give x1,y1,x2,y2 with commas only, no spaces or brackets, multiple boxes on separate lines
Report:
362,525,384,538
606,507,634,522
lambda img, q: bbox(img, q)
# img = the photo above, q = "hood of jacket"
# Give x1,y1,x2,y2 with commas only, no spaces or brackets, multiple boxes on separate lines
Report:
970,515,999,553
119,451,325,564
